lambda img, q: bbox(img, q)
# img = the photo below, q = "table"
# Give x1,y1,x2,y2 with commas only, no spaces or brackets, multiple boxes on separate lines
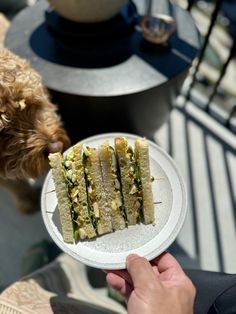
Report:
5,0,199,142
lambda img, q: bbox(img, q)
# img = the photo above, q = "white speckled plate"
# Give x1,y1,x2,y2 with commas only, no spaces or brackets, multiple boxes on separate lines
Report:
41,132,187,269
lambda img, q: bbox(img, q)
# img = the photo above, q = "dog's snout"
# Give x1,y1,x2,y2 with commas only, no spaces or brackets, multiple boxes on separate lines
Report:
47,141,64,154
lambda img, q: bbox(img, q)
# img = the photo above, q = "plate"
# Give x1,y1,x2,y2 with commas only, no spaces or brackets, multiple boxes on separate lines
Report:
41,132,187,269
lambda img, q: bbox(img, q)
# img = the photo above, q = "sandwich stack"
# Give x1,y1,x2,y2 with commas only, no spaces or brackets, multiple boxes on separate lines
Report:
49,137,155,243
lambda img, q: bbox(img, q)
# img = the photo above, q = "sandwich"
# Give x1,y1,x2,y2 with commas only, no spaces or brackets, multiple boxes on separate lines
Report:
114,137,155,225
83,146,113,235
134,138,155,224
114,137,139,225
49,144,97,243
48,137,155,243
48,152,74,243
99,143,126,231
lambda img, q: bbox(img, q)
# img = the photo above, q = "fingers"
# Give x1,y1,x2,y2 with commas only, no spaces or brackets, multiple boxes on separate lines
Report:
152,252,184,275
107,253,186,292
153,253,196,294
105,269,133,285
105,258,160,302
106,272,132,300
151,264,160,276
126,254,160,288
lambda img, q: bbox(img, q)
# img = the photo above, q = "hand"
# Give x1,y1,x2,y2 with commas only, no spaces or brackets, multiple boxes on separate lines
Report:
106,252,196,314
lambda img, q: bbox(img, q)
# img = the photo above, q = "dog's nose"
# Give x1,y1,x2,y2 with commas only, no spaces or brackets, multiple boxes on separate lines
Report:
48,141,64,153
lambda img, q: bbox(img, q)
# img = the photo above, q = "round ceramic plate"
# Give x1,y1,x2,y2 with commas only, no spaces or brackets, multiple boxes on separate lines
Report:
41,132,187,269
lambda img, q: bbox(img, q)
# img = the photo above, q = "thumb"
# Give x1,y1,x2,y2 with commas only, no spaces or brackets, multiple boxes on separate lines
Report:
126,254,161,288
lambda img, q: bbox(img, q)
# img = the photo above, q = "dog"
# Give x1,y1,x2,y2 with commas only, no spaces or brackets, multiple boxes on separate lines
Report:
0,48,71,213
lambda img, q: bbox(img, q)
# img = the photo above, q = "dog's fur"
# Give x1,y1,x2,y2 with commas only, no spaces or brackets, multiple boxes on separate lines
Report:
0,48,70,212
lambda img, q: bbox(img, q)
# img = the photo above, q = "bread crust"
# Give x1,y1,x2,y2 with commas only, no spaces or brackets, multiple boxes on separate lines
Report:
49,153,74,243
135,139,155,224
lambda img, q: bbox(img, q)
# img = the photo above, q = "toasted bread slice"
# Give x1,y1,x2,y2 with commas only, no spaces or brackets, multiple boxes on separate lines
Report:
49,153,74,243
135,138,155,224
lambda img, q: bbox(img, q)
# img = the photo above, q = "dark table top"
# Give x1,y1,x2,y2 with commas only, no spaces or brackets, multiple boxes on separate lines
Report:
5,0,199,98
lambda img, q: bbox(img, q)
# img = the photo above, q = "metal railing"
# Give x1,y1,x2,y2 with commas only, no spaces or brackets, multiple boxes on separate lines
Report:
180,0,236,134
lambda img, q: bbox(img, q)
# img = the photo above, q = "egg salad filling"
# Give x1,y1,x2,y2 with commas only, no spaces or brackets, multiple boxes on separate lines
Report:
108,146,127,227
125,145,143,221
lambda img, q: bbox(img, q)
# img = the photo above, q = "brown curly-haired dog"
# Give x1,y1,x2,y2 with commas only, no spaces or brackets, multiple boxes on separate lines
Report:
0,48,71,212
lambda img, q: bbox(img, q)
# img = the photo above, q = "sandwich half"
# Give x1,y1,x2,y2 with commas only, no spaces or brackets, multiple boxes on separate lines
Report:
49,144,97,243
114,137,140,225
114,137,155,226
134,138,155,224
48,152,74,243
99,142,126,231
64,144,96,240
84,146,113,235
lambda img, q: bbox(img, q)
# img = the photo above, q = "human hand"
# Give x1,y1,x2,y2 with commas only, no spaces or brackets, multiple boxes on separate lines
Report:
106,252,196,314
